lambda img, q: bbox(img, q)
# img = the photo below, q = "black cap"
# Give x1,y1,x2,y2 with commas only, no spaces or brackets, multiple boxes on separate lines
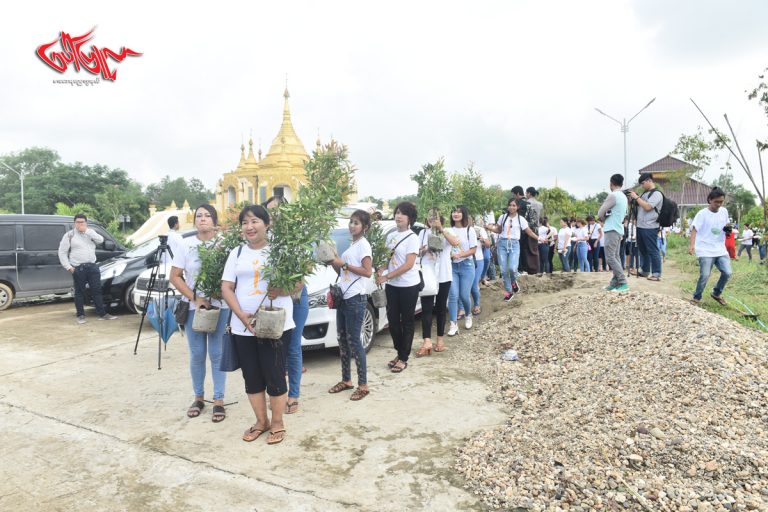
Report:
638,172,653,184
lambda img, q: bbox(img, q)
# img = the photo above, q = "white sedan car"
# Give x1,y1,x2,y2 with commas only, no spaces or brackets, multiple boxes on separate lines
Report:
133,219,422,353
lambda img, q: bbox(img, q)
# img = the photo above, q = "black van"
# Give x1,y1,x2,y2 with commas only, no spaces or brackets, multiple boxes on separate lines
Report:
0,214,126,310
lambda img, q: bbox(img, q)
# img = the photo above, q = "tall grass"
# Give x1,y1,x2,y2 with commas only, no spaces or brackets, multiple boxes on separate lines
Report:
666,234,768,332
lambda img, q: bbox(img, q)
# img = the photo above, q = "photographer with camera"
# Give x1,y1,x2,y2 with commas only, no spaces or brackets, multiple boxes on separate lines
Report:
628,173,663,281
597,174,629,291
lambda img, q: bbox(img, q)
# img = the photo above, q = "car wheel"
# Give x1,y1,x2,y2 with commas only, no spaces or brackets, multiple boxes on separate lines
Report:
0,282,13,311
124,281,137,314
361,303,376,353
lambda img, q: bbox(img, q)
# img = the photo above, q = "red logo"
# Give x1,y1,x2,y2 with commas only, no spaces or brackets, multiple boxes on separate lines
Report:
36,27,142,82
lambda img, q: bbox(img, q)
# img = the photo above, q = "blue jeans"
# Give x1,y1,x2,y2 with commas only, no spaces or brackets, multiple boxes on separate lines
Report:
496,238,520,293
448,259,475,321
286,286,309,399
577,242,590,272
657,237,667,258
538,243,550,273
637,227,662,277
336,293,368,385
693,256,732,300
471,258,483,309
185,308,228,400
558,247,571,272
760,242,767,261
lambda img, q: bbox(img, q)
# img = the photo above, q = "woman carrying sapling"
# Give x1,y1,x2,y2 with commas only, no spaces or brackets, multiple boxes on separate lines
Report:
327,209,373,400
221,205,295,445
416,209,456,356
376,202,420,374
170,204,229,423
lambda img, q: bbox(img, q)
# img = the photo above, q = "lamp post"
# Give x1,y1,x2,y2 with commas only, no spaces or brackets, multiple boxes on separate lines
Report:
1,162,37,214
594,98,656,176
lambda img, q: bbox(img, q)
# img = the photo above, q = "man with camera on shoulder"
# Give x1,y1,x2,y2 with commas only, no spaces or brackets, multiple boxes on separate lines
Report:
628,173,663,281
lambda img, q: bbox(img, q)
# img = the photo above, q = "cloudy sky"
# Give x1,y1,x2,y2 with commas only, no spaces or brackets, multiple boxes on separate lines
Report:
1,0,765,201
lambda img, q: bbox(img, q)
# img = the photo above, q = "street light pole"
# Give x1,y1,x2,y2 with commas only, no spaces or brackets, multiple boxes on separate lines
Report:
1,162,36,214
594,98,656,176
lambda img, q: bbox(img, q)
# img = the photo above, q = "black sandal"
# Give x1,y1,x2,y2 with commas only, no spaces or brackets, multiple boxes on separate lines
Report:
391,361,408,373
212,404,226,423
187,400,205,418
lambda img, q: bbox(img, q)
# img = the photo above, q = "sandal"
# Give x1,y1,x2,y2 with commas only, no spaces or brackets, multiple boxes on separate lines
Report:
434,341,446,352
387,358,399,369
243,423,269,442
186,400,205,418
415,343,432,357
711,294,727,306
267,428,287,445
328,381,354,394
472,307,481,315
212,404,226,423
457,311,465,320
285,400,299,414
350,388,370,401
391,361,408,373
690,299,701,306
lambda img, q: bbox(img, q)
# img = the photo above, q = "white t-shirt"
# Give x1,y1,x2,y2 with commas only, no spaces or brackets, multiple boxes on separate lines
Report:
166,230,184,265
574,226,589,242
537,225,549,242
741,229,754,245
691,207,729,258
221,245,295,336
445,225,478,263
557,228,571,250
474,227,488,260
419,230,453,283
548,226,557,246
171,235,226,310
587,223,601,240
497,213,529,241
340,238,372,299
386,230,421,287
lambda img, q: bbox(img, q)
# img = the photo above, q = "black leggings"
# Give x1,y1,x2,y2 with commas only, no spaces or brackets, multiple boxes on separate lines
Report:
420,281,451,339
385,284,420,362
234,330,291,396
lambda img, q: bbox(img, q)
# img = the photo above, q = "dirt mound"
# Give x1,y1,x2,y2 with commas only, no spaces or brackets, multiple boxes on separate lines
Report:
455,291,768,511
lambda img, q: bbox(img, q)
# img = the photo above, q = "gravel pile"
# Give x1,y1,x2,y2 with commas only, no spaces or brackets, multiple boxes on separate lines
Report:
455,291,768,511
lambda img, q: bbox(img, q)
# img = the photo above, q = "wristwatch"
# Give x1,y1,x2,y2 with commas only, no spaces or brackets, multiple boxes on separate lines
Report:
342,263,349,271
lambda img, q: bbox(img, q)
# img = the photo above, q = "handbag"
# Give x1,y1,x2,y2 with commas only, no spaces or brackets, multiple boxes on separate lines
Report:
173,300,190,325
418,257,438,297
219,245,243,373
327,273,362,310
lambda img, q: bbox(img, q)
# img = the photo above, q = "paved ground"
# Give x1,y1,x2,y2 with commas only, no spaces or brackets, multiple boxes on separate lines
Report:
0,265,688,511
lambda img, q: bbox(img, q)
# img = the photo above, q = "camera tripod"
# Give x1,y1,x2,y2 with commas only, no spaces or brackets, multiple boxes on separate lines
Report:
133,235,175,370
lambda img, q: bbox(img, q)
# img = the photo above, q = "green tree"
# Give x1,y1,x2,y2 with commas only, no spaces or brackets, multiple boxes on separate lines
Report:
747,66,768,150
145,175,213,209
537,187,576,219
55,202,100,219
411,158,453,219
669,127,732,190
451,163,487,218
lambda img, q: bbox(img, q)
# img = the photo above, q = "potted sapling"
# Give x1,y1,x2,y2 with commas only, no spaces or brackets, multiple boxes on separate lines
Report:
427,207,445,252
367,220,389,308
259,140,357,337
193,225,243,332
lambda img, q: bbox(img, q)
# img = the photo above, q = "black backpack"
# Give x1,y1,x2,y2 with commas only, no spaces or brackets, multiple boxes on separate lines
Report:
648,189,679,228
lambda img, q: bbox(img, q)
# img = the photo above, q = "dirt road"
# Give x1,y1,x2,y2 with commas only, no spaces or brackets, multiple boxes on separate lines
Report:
0,265,687,511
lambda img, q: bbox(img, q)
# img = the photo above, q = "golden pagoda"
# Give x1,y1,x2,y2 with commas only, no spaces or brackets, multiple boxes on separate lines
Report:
214,87,310,211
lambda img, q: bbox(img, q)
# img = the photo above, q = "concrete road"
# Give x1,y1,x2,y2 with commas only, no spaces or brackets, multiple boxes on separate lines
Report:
0,300,506,511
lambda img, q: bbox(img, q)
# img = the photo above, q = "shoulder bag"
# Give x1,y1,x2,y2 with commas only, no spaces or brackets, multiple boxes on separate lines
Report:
219,245,244,372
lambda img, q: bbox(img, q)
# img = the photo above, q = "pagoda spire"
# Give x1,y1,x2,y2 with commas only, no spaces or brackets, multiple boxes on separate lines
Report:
247,133,256,161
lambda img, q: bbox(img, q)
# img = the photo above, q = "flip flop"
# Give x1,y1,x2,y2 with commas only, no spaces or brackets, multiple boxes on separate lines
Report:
285,401,299,414
211,404,226,423
243,423,269,442
187,400,205,418
267,429,286,445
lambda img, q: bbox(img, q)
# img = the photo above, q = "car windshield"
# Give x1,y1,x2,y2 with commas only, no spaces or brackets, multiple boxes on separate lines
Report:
330,228,353,256
126,237,160,258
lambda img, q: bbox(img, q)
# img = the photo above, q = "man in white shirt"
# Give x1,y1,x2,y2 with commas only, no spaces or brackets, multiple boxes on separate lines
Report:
166,215,184,264
737,223,755,262
688,188,732,305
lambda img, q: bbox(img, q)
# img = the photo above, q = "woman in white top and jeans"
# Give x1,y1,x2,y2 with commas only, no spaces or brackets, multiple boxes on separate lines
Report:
170,204,229,423
328,210,373,400
445,205,477,336
376,202,421,374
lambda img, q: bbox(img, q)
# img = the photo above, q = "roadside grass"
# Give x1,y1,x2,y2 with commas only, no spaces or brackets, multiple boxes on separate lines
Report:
666,234,768,332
